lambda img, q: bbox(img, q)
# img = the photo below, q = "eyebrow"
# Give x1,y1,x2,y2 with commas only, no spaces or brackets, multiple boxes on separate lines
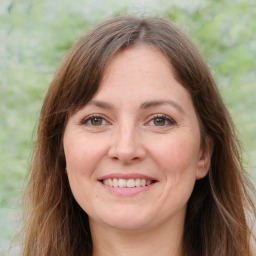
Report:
86,100,114,110
140,100,185,114
86,99,184,114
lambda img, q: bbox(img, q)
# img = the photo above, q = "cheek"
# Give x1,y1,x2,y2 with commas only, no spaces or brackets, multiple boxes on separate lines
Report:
150,134,200,181
63,136,102,213
146,135,200,220
64,135,105,176
154,137,199,171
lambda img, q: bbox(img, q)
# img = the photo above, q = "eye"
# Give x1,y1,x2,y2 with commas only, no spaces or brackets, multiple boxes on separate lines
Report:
81,115,107,126
146,114,176,127
153,117,167,126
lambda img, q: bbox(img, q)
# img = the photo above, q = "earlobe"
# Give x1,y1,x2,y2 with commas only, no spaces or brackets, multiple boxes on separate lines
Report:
196,136,214,180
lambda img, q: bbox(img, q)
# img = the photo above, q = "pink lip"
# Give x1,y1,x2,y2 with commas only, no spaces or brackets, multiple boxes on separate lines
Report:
97,173,156,181
103,184,156,196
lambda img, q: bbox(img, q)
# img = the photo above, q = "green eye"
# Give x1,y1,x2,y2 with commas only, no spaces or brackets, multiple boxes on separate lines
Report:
91,117,103,126
81,115,108,127
147,115,176,127
153,118,166,126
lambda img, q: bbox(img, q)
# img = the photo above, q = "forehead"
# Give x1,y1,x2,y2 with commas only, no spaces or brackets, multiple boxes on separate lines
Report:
103,45,172,80
93,45,190,105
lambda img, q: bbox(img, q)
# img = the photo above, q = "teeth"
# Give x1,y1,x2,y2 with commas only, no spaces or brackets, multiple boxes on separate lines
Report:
127,179,135,188
119,179,126,188
113,178,118,187
102,178,153,188
135,178,141,187
103,179,108,185
108,179,113,186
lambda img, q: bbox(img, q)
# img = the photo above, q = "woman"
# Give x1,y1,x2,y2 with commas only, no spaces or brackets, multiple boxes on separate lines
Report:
22,16,256,255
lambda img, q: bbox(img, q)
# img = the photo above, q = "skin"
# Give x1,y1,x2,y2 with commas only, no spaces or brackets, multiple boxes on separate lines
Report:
63,45,213,256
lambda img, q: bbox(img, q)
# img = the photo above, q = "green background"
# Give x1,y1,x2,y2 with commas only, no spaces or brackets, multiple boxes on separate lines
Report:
1,0,255,254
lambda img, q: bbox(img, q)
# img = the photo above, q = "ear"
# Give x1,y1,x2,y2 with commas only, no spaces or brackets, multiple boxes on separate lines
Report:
196,136,214,180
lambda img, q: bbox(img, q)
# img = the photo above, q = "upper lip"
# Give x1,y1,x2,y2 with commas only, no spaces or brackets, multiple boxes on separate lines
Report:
97,173,157,181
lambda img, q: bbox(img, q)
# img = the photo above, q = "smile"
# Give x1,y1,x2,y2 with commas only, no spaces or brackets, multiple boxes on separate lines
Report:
102,178,154,188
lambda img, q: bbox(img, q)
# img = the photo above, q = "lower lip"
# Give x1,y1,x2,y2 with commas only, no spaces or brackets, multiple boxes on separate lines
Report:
100,182,157,196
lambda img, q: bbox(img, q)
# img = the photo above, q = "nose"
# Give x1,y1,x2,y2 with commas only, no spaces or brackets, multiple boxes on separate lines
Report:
108,124,146,163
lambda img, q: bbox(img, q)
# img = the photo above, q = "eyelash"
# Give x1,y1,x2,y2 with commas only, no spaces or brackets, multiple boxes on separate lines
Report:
80,115,109,126
80,114,176,127
146,114,176,127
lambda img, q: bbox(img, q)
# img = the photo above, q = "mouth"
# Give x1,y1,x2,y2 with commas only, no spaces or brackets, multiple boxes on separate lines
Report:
101,178,156,188
98,173,158,192
98,174,158,196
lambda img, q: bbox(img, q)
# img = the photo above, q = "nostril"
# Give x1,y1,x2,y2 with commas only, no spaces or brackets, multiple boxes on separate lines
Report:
111,156,119,161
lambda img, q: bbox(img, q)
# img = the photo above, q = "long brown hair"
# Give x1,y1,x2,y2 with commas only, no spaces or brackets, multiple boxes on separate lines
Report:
22,15,256,255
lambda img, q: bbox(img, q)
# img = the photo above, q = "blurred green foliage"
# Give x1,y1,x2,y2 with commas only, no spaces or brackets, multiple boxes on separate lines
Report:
0,0,255,253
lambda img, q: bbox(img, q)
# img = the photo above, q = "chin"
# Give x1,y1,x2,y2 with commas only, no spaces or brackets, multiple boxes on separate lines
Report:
91,208,156,231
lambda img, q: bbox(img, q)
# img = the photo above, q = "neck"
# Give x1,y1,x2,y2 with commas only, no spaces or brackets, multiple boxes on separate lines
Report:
90,218,184,256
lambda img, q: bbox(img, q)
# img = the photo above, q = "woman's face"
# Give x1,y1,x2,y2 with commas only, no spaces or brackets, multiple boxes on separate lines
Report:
63,46,211,232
